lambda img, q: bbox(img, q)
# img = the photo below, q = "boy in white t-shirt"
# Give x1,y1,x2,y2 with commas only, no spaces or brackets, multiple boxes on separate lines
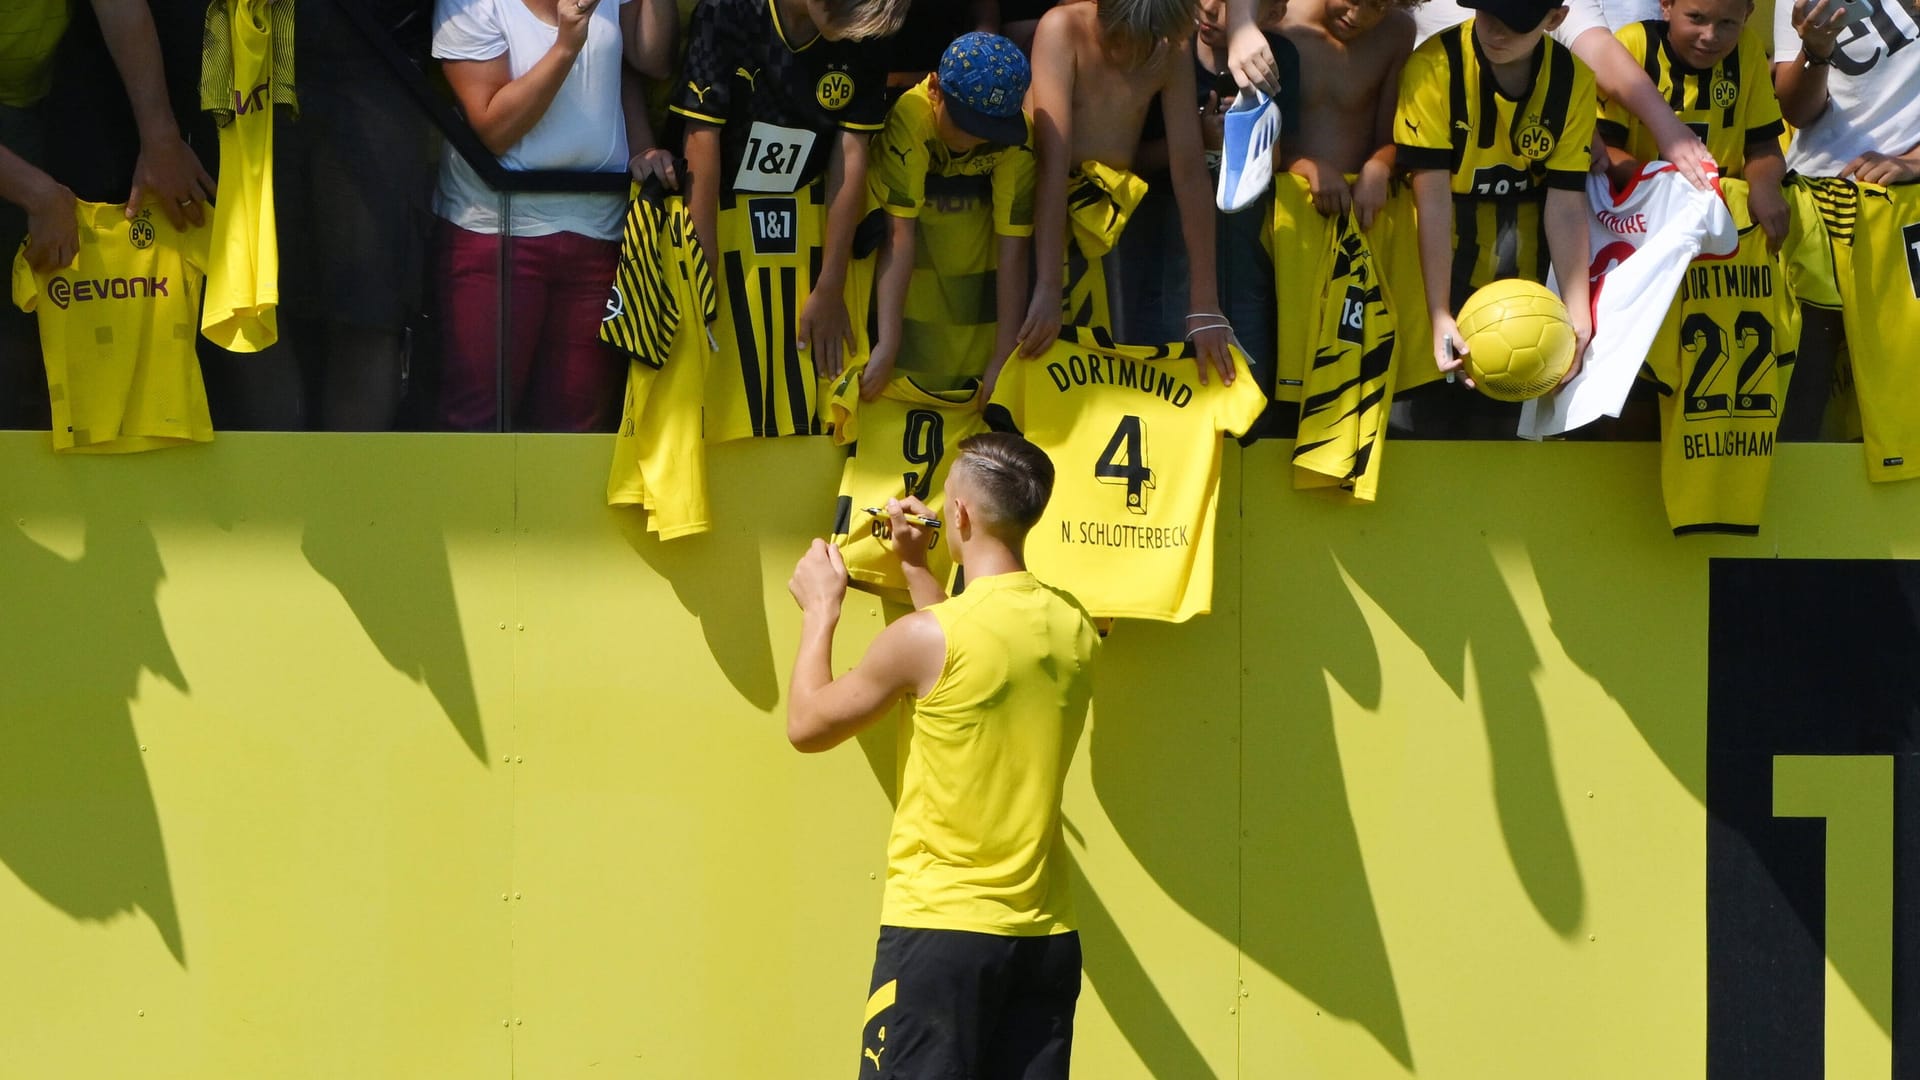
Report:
1772,0,1920,181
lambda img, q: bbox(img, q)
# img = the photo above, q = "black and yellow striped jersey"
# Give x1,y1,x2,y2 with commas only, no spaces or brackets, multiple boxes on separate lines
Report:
671,0,887,194
1598,22,1784,178
600,185,717,370
605,191,717,537
1293,208,1399,503
1395,20,1595,198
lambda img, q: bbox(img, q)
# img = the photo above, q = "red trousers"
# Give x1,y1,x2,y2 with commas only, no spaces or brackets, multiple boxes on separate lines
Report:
434,222,622,432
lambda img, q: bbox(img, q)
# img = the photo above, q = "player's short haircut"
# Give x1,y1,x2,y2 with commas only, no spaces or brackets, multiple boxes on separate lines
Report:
820,0,912,40
1098,0,1200,62
953,432,1055,533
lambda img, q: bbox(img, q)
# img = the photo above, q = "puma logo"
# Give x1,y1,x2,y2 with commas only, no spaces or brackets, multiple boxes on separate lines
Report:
1404,118,1419,134
735,65,760,90
887,143,911,165
863,1046,885,1068
686,81,713,104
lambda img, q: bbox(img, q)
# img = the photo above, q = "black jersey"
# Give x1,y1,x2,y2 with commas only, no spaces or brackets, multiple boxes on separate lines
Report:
671,0,887,194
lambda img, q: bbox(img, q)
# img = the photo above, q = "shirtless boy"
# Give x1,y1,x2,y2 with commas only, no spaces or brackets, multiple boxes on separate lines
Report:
1281,0,1416,227
1015,0,1237,382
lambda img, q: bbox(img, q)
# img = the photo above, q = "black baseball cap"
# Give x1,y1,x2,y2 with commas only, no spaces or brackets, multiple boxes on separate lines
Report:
1462,0,1567,33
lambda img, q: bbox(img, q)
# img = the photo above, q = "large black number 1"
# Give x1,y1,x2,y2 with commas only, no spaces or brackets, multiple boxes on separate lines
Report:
1095,414,1154,514
900,409,944,501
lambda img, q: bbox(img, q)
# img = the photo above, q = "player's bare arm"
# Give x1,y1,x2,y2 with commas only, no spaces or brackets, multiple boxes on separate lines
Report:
801,130,870,379
884,496,951,610
1543,185,1592,383
443,0,600,156
785,540,944,752
1569,25,1716,189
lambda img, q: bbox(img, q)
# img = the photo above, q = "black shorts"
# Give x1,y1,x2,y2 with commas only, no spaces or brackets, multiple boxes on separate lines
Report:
859,926,1081,1079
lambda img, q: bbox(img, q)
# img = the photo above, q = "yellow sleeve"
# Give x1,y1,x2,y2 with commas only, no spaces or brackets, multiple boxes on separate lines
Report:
828,364,863,445
10,242,39,312
1217,345,1268,437
985,348,1030,432
1545,58,1598,187
1740,30,1786,143
992,140,1037,238
1394,38,1454,173
868,86,935,220
1596,25,1641,144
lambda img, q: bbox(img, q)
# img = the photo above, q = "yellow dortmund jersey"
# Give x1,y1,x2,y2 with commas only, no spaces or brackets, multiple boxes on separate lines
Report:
706,177,874,441
12,201,214,453
1294,208,1399,503
1395,21,1595,199
1599,23,1784,178
1270,171,1433,402
986,327,1267,622
868,79,1036,386
1802,179,1920,483
824,363,989,601
1640,178,1797,535
607,193,717,538
199,0,286,352
1062,160,1144,335
882,570,1099,936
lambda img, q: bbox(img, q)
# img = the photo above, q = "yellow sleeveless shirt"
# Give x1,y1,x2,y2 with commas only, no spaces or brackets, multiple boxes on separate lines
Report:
881,570,1099,936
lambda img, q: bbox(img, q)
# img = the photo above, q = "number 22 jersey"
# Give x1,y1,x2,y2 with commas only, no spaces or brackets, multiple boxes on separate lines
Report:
986,328,1267,622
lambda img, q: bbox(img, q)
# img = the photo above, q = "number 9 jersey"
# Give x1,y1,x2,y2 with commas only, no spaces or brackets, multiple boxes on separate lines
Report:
986,328,1267,623
825,365,989,602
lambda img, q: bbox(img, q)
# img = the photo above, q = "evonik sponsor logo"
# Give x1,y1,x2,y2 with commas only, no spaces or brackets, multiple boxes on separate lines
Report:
46,276,169,310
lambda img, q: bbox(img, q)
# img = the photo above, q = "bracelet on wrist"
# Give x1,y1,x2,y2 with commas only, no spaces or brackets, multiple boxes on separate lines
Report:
1185,311,1226,320
1804,47,1834,66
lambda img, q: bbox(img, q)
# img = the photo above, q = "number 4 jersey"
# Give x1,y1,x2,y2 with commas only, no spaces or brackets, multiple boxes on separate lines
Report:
986,328,1267,622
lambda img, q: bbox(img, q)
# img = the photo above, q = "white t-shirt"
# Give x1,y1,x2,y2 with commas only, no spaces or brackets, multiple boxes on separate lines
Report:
1773,0,1920,176
432,0,631,240
1413,0,1663,47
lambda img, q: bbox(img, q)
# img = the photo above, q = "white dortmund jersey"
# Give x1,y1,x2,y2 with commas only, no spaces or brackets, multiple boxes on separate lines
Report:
1522,162,1738,439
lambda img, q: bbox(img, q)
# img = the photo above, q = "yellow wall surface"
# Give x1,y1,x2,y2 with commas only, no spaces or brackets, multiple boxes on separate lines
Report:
0,431,1910,1078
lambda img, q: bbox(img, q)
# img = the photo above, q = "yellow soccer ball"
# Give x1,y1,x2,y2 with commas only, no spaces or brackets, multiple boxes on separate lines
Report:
1456,279,1577,402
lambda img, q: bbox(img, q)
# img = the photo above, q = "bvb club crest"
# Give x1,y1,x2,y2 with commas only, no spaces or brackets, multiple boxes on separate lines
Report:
816,69,854,111
1516,122,1556,161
